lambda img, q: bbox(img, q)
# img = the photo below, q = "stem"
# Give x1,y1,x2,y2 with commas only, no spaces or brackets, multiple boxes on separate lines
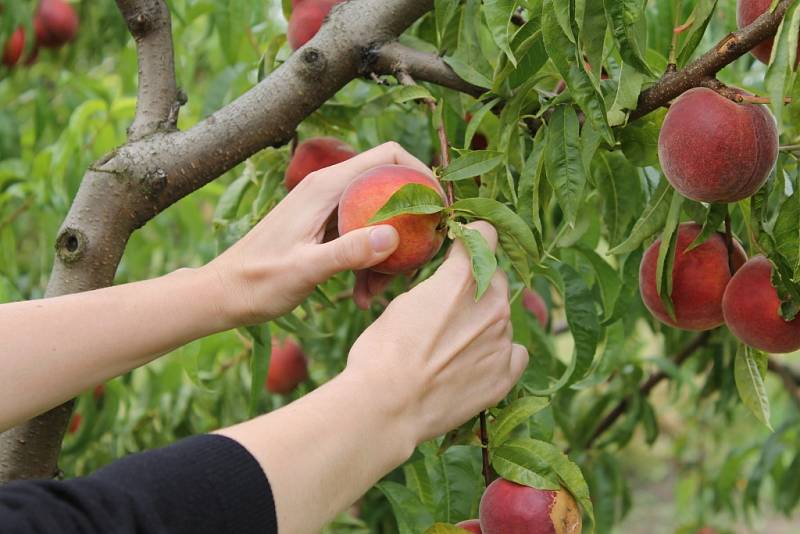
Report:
479,411,492,486
668,0,684,66
395,69,454,205
724,213,738,275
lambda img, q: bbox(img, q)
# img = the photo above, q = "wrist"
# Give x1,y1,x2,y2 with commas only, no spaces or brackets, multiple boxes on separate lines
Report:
175,266,239,333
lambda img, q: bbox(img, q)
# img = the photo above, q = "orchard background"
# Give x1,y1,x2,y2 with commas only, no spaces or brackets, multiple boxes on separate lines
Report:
2,0,800,532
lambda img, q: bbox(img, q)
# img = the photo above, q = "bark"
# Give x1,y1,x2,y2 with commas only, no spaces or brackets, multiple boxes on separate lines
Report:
0,0,435,484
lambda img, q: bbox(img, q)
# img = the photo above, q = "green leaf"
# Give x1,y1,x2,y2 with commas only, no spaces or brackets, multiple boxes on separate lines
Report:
734,345,772,430
608,63,646,127
675,0,719,67
618,108,665,167
448,221,498,300
654,193,684,321
609,180,674,255
404,460,436,509
213,172,254,223
765,1,800,129
545,106,586,226
246,324,271,417
464,98,500,149
773,192,800,274
367,183,445,224
574,245,623,321
442,151,505,182
377,481,436,534
451,198,539,283
490,396,551,447
686,203,728,252
484,0,518,66
604,0,656,76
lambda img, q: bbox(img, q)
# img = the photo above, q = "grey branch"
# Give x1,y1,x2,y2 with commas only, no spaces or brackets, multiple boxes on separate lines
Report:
116,0,179,140
369,41,485,98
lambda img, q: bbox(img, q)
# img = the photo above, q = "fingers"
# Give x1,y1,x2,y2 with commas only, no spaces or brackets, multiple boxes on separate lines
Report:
508,344,529,384
290,142,433,217
308,225,399,284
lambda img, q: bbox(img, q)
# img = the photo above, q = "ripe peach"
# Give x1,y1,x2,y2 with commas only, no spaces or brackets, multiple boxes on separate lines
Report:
723,256,800,353
658,87,778,203
68,413,82,434
479,478,582,534
337,164,446,275
737,0,800,64
456,519,483,533
285,137,357,190
2,27,25,67
35,0,78,49
265,338,309,394
640,223,746,331
523,288,548,329
287,0,342,50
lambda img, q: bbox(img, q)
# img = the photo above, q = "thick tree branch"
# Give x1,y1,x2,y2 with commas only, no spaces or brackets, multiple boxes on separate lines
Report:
584,332,711,450
369,41,485,99
116,0,180,140
629,0,793,121
0,0,435,484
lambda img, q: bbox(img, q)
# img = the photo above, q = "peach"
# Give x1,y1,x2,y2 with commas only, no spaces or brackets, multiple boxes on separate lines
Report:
68,413,82,434
723,256,800,353
640,223,746,331
285,137,357,190
658,87,778,203
287,0,342,50
737,0,800,64
523,288,548,329
35,0,79,49
338,164,445,275
479,478,582,534
2,27,25,67
456,519,483,533
265,338,309,394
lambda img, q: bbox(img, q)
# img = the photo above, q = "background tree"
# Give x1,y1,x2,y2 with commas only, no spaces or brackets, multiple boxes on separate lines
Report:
1,0,800,532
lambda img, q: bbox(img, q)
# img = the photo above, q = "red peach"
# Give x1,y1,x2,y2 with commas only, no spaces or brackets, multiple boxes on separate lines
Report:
68,413,82,434
737,0,799,64
479,478,582,534
35,0,79,49
265,338,309,394
2,27,25,67
287,0,342,50
523,288,548,329
337,164,446,275
658,87,778,203
640,223,746,331
456,519,483,533
723,256,800,353
285,137,357,190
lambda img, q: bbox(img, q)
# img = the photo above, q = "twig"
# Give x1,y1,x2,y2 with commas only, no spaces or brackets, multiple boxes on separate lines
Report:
583,331,711,450
396,69,454,205
115,0,180,139
479,412,492,487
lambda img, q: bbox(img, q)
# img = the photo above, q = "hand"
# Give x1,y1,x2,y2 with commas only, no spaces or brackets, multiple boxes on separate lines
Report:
204,142,433,326
344,221,529,445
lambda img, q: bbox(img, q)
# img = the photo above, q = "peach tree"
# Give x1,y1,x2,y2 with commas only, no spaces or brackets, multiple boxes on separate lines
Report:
2,0,800,532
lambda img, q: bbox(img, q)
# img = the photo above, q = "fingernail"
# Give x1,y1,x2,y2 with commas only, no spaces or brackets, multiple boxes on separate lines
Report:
369,226,398,252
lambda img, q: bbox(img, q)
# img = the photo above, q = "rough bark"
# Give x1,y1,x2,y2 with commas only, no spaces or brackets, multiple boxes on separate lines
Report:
0,0,435,484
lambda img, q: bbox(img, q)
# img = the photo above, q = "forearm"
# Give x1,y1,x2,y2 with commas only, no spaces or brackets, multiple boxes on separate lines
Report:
216,369,416,534
0,267,231,429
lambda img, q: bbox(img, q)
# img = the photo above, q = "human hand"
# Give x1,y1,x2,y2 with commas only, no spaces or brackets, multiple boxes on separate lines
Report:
344,221,529,446
204,142,433,326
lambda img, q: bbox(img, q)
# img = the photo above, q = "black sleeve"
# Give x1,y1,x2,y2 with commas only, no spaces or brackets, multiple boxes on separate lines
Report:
0,434,277,534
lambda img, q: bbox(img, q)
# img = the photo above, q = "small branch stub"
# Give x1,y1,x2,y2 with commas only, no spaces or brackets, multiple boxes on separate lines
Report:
55,228,87,264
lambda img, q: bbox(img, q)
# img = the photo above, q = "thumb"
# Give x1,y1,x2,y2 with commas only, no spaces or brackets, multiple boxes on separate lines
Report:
310,225,399,282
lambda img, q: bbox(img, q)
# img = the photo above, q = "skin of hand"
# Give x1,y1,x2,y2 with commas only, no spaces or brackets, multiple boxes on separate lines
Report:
218,221,529,534
206,142,434,324
0,142,431,429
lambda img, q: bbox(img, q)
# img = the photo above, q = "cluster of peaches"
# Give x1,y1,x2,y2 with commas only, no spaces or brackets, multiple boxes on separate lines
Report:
1,0,78,68
640,0,800,355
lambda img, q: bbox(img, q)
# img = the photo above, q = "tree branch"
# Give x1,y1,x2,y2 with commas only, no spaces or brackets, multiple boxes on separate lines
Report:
115,0,180,140
369,41,485,99
629,0,793,121
584,332,711,450
0,0,436,484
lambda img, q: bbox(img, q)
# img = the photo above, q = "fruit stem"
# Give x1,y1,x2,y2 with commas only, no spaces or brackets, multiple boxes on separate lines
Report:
395,69,454,205
479,411,492,486
724,213,738,276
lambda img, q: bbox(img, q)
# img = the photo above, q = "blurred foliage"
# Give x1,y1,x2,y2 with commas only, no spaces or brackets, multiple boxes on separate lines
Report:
2,0,800,532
